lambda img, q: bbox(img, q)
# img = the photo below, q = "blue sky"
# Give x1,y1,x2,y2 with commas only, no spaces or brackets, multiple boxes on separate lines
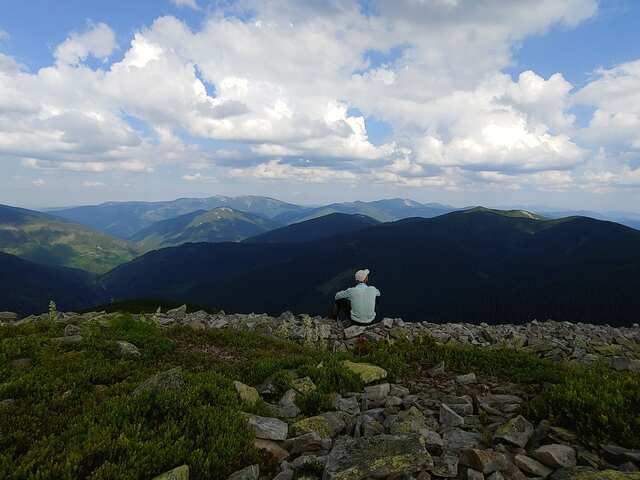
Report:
1,0,640,211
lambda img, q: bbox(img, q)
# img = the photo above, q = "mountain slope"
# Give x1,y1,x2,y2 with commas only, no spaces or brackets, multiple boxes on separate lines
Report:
50,196,307,239
0,252,98,315
276,198,454,224
101,209,640,325
244,213,380,244
131,207,282,251
0,204,138,273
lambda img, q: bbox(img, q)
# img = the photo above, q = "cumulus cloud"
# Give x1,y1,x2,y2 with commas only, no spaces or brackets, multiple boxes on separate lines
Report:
171,0,199,9
0,29,9,41
54,22,116,65
6,0,640,197
82,181,105,187
32,178,45,186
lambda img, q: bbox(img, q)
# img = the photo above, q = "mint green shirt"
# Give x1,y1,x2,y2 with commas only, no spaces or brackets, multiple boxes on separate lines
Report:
335,283,381,324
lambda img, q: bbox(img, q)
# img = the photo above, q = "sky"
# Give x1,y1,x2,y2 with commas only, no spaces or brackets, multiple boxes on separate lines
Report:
1,0,640,212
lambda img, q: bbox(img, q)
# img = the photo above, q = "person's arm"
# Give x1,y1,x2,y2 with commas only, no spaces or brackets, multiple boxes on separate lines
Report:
335,289,349,300
374,287,381,297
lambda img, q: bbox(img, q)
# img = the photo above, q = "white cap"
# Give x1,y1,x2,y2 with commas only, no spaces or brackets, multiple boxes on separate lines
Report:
355,269,370,282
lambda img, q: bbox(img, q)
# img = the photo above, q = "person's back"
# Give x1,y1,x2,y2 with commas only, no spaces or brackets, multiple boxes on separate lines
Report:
334,269,380,325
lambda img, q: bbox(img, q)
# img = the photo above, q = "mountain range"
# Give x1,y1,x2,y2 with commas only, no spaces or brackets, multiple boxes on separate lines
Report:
2,196,640,326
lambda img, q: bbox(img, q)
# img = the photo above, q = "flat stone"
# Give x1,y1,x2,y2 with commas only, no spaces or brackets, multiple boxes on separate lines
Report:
364,382,390,402
245,414,288,441
234,381,261,406
166,305,187,319
342,360,387,384
440,403,464,428
442,428,482,451
459,449,507,474
514,454,552,478
533,444,577,468
133,367,185,396
344,325,366,339
467,469,485,480
227,465,259,480
334,395,360,415
494,415,533,448
283,432,330,455
0,312,18,322
254,439,289,461
290,412,344,438
456,373,478,385
549,468,640,479
324,434,433,480
432,453,459,478
290,455,327,470
152,465,189,480
601,444,640,463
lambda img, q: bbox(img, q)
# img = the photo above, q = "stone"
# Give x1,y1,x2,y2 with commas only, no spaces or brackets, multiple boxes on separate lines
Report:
290,455,327,470
344,325,366,339
254,439,289,461
52,335,83,344
364,382,390,402
291,413,344,439
133,367,185,396
166,305,187,319
291,376,316,394
440,403,464,428
0,311,18,322
64,324,81,336
422,430,445,456
601,444,640,463
10,358,32,369
276,389,301,418
116,340,141,357
456,373,478,385
284,432,329,455
487,473,504,480
533,444,577,469
467,469,485,480
550,469,640,479
514,454,552,478
245,414,288,441
432,453,459,478
152,465,189,480
334,395,360,416
273,470,294,480
459,449,507,474
324,434,433,480
442,428,482,451
390,384,410,397
609,357,640,373
428,361,445,376
234,381,261,406
342,360,387,384
227,464,259,480
494,415,533,448
382,318,393,328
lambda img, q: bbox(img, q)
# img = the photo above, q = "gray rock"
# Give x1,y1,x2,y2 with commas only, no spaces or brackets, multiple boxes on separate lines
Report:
152,465,189,480
442,428,482,451
324,434,433,480
514,454,552,478
283,432,329,455
494,415,533,448
459,449,507,474
166,305,187,319
227,464,259,480
334,395,360,416
428,361,446,376
245,414,288,441
364,383,390,403
64,324,81,336
0,311,18,322
533,444,577,468
601,444,640,463
116,340,141,357
290,454,327,470
344,325,366,339
276,389,300,418
456,373,478,385
467,469,485,480
609,356,640,373
440,403,464,428
133,367,185,396
487,473,504,480
432,453,459,478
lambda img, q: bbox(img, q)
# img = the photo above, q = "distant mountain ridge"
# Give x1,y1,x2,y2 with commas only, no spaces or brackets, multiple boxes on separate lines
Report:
132,207,282,251
0,204,137,274
244,213,380,244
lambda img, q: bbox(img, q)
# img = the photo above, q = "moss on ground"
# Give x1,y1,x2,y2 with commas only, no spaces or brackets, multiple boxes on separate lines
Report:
1,315,639,479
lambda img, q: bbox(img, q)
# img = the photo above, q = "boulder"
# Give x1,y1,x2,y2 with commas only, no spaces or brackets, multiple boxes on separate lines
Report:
549,468,640,479
364,383,390,403
442,428,482,451
133,367,185,396
432,453,459,478
494,415,533,448
456,373,478,385
245,414,288,441
0,312,18,322
467,469,485,480
116,340,141,357
341,360,387,384
514,454,552,478
459,449,507,474
234,381,261,406
166,305,187,319
152,465,189,480
253,439,289,461
324,434,433,480
601,444,640,463
344,325,367,339
291,412,345,438
64,324,81,336
284,432,330,455
276,389,300,418
227,465,259,480
334,395,360,416
533,444,577,469
291,376,316,394
440,404,464,428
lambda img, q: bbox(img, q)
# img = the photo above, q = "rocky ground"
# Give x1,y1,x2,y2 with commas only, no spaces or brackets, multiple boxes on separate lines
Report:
2,307,640,480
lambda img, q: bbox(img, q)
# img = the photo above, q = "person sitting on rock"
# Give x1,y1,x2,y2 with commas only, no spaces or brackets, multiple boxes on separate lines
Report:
333,269,381,328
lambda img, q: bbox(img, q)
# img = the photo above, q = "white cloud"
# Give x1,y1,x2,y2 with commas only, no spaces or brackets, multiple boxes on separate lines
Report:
82,181,105,187
181,172,216,182
171,0,199,9
32,178,45,186
0,29,9,41
54,22,116,65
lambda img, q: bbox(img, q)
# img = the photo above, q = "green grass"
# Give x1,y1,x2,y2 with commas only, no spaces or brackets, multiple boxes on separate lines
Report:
1,316,639,479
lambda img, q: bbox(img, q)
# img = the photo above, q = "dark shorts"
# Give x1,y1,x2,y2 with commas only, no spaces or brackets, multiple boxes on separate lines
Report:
331,298,379,328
